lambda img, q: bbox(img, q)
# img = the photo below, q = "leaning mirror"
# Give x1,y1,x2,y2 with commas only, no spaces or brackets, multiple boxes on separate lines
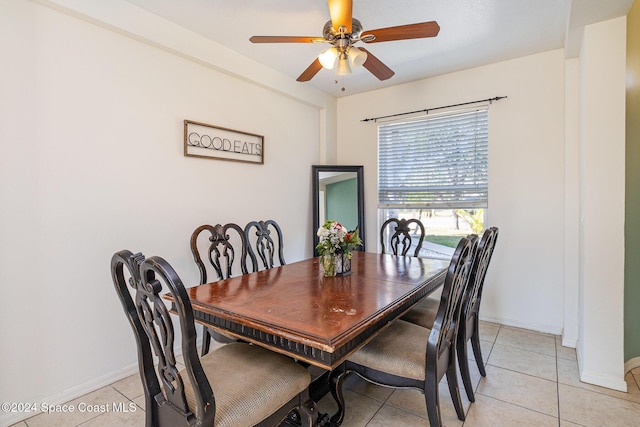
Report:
312,165,365,255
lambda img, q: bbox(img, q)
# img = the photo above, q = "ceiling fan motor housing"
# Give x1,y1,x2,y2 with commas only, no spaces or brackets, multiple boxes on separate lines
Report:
323,18,364,42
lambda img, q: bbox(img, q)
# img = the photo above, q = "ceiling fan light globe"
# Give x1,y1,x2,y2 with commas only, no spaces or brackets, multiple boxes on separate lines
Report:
336,55,352,76
319,47,338,69
348,47,368,67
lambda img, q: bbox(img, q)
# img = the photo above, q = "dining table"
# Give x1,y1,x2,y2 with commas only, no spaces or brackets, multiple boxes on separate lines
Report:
184,250,449,425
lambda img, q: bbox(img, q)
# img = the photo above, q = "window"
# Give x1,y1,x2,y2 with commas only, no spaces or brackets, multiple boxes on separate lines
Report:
378,108,488,257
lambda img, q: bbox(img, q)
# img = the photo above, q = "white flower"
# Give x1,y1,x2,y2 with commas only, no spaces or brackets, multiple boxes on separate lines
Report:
316,220,351,255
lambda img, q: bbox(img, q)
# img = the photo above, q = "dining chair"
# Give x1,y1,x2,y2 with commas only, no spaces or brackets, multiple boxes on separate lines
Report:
190,223,247,354
402,227,499,402
380,217,426,257
111,250,316,427
330,236,475,427
244,219,286,272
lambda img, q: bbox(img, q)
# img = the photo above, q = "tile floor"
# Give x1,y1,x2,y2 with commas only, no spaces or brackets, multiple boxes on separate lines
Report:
12,322,640,426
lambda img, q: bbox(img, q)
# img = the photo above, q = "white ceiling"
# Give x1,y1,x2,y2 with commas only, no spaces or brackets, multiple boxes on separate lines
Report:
123,0,633,98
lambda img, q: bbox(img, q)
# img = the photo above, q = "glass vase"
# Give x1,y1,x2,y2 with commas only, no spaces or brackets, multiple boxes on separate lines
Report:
322,254,337,277
322,252,352,277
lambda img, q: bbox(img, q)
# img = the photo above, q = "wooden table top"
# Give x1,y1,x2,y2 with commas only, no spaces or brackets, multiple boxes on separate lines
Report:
186,251,449,369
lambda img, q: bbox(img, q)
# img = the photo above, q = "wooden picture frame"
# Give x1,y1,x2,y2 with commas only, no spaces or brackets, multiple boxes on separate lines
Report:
184,120,264,164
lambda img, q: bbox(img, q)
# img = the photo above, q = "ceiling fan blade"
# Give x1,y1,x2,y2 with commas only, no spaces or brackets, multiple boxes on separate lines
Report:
362,21,440,43
328,0,352,33
250,36,326,43
359,48,394,81
297,58,323,82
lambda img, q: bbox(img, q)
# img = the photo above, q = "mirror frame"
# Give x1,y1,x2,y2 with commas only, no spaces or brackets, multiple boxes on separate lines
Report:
312,165,365,256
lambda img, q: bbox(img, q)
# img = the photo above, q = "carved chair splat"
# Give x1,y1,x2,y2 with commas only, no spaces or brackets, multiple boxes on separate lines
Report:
190,223,247,354
380,217,426,257
244,219,286,272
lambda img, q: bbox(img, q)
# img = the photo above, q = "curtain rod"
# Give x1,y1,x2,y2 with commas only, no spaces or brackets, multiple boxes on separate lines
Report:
360,96,507,123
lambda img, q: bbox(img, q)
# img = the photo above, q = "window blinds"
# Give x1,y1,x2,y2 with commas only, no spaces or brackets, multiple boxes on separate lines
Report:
378,108,488,209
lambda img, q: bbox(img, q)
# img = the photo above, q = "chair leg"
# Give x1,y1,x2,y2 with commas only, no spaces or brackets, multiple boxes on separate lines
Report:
425,373,442,427
201,328,211,356
470,319,486,377
446,360,466,421
456,336,476,402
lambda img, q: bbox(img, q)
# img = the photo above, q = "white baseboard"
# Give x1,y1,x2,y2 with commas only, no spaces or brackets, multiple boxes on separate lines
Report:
0,363,139,427
624,356,640,375
580,368,628,392
561,335,578,348
479,314,563,336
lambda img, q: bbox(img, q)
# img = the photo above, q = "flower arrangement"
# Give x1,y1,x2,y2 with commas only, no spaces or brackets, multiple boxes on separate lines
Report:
316,220,362,257
316,220,362,276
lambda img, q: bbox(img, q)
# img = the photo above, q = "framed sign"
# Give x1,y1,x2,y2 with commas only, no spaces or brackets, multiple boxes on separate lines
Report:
184,120,264,164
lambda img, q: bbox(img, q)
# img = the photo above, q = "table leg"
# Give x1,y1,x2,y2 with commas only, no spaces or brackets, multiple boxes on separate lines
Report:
328,369,348,426
309,370,331,402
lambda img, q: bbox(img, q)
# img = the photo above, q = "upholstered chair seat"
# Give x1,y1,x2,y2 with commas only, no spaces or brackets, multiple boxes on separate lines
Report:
183,342,311,427
347,320,430,381
401,291,441,329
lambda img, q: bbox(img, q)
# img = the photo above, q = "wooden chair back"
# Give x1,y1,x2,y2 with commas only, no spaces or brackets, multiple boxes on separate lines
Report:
463,227,499,321
245,219,286,272
428,235,476,362
111,250,215,427
190,223,248,284
380,217,426,257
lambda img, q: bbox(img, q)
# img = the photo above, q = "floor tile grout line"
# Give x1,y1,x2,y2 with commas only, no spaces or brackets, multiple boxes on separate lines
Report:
75,413,104,427
374,400,432,424
548,342,638,425
461,324,499,426
475,324,563,424
497,324,558,338
483,363,557,383
558,380,640,404
362,398,386,427
343,383,392,405
473,390,560,421
69,410,103,427
111,385,136,402
489,341,558,359
483,363,559,385
485,340,556,357
70,386,141,427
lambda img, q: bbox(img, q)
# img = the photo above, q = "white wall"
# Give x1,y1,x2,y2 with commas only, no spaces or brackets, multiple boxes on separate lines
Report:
336,50,567,334
0,1,334,424
577,16,627,391
564,57,581,347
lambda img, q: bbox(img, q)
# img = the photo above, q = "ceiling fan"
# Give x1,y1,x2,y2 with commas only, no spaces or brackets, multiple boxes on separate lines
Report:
249,0,440,82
